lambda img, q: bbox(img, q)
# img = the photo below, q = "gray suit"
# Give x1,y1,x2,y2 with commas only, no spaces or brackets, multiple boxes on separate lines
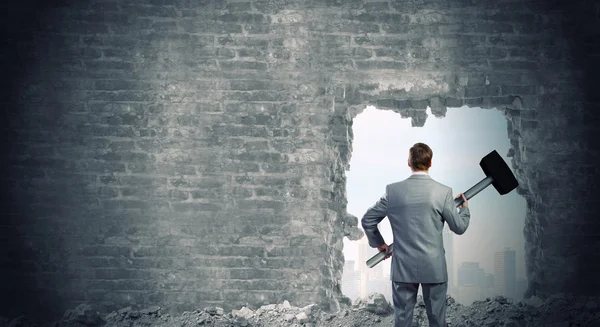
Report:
361,173,470,327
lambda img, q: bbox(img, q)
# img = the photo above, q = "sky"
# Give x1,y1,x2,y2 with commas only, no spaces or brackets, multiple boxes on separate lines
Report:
344,105,527,281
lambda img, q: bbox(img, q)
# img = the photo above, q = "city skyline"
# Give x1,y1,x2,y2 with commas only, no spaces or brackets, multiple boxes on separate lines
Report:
343,241,527,305
343,105,528,281
495,247,517,300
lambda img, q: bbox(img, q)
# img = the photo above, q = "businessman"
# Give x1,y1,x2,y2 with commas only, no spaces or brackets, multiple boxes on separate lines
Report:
361,142,471,327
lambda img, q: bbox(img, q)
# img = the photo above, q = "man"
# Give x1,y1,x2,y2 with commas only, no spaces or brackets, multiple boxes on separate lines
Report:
361,142,471,327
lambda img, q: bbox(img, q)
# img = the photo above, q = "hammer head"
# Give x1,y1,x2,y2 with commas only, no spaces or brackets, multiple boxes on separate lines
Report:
480,150,519,195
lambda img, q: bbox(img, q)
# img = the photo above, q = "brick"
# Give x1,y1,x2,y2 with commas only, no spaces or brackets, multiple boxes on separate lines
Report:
508,36,567,48
165,167,204,183
254,187,285,197
226,2,252,11
229,80,279,91
348,12,410,24
461,23,514,34
354,60,407,70
354,36,407,46
464,97,484,106
489,73,522,85
382,24,436,35
218,13,267,23
271,128,295,137
340,22,381,34
445,97,464,107
514,22,552,35
212,125,269,138
119,186,149,197
171,202,222,212
229,268,284,280
322,0,362,8
314,21,379,34
266,246,322,257
373,48,405,58
180,20,243,34
243,24,273,34
120,4,179,17
225,90,287,101
236,48,264,58
438,24,462,35
163,34,215,48
502,85,538,95
490,96,516,106
464,86,501,98
96,151,150,163
94,80,152,91
235,151,282,162
223,279,288,290
237,200,286,211
234,37,284,47
243,141,270,151
490,60,540,71
102,199,152,210
411,99,429,110
463,47,508,59
394,100,413,109
308,35,350,47
364,1,390,11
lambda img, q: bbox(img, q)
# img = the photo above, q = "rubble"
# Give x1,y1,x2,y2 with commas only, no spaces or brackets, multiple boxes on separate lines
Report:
1,292,599,327
352,293,394,315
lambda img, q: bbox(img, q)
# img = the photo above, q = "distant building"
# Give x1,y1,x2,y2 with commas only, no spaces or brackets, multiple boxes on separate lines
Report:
349,236,397,301
357,237,372,299
442,225,455,295
457,262,484,286
483,273,494,289
456,262,485,304
342,260,360,301
494,248,516,299
482,273,494,299
368,259,385,280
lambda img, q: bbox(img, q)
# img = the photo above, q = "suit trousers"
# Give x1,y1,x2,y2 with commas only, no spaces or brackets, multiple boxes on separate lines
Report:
392,281,447,327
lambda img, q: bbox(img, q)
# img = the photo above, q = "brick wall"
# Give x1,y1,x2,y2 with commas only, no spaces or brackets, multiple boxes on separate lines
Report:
1,0,599,321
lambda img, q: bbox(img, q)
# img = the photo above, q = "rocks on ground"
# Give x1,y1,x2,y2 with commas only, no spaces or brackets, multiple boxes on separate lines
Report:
1,293,599,327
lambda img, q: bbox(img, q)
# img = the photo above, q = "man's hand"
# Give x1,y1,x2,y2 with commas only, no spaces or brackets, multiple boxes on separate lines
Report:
377,243,392,260
455,193,468,208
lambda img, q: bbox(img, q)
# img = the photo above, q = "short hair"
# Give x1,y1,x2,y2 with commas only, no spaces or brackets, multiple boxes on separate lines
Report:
409,143,433,171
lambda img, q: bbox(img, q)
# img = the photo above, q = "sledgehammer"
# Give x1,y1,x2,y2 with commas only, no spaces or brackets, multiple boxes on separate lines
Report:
365,150,518,268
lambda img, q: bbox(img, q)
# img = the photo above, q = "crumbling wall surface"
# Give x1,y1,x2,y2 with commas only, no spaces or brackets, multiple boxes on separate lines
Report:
326,0,600,301
1,0,599,322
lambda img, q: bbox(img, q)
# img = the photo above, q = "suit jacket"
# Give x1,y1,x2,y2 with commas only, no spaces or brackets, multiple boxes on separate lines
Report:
361,173,471,283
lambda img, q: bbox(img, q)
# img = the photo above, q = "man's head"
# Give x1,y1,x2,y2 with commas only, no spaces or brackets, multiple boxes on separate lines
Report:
408,142,433,172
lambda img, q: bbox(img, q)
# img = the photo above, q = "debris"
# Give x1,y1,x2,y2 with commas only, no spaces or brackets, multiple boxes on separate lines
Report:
352,293,393,315
2,293,600,327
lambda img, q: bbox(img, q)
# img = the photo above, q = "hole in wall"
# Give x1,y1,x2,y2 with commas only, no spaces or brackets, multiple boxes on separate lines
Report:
341,105,528,306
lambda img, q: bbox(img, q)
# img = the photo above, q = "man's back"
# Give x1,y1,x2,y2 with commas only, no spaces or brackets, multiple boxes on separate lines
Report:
360,142,470,327
386,174,470,283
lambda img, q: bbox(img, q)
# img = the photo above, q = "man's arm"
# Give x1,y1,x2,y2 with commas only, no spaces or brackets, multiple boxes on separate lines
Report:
361,189,388,248
441,189,470,235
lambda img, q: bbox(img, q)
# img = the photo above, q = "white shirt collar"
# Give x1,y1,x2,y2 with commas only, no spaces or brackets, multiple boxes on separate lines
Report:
411,171,429,175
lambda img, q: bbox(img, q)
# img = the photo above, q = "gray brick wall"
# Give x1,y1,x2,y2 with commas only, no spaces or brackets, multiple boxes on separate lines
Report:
1,0,599,322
